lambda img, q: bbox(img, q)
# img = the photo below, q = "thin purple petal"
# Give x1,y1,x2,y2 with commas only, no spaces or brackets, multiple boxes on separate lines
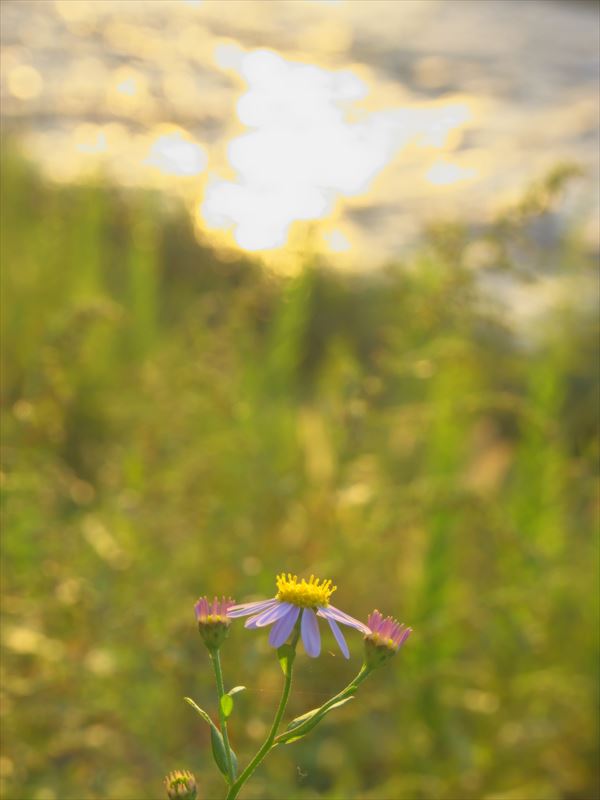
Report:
194,598,207,619
399,627,412,646
367,610,383,631
269,606,300,647
244,617,260,629
301,608,321,657
318,604,370,635
227,598,278,618
326,617,350,659
244,602,292,629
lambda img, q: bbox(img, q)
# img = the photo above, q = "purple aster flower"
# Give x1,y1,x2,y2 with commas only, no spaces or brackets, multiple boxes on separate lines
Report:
364,609,411,668
228,573,370,659
195,595,235,650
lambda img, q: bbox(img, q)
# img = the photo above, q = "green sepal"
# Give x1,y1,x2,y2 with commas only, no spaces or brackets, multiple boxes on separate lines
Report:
220,693,234,718
277,644,294,676
279,696,355,744
184,697,237,781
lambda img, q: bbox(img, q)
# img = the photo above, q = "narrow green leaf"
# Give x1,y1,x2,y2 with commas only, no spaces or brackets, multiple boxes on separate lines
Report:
228,685,246,697
288,695,354,730
277,644,294,676
287,707,319,729
212,732,238,780
185,697,237,781
184,696,214,727
280,696,355,744
220,693,234,718
282,732,308,745
210,725,230,779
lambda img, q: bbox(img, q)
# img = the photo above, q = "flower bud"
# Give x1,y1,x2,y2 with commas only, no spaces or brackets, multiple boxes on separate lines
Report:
364,610,411,670
195,596,234,652
165,769,197,800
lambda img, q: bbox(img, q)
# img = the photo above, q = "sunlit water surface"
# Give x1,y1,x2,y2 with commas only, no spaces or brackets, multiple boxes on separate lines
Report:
1,0,598,266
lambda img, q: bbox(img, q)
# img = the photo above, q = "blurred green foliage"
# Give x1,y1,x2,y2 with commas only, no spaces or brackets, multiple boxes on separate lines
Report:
1,148,598,800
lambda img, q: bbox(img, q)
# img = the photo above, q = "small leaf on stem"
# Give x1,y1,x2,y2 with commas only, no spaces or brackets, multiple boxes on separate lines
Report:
220,693,234,718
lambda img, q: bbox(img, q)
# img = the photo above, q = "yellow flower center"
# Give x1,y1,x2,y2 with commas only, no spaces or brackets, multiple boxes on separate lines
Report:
200,614,228,625
276,573,337,608
368,632,397,650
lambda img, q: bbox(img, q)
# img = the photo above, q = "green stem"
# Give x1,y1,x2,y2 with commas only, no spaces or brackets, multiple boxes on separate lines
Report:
274,662,372,745
211,649,235,785
225,627,301,800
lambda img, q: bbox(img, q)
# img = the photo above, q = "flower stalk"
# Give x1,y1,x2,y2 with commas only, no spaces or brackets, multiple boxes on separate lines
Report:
225,624,301,800
210,648,236,785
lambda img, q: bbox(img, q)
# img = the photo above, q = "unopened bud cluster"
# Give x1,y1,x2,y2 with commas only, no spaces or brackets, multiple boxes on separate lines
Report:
165,769,197,800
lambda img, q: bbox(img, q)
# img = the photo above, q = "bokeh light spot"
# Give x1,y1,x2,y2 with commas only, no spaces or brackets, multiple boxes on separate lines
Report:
426,160,477,186
8,64,43,100
144,131,208,177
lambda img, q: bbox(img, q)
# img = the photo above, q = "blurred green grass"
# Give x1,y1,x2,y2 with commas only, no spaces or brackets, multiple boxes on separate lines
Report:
1,147,598,800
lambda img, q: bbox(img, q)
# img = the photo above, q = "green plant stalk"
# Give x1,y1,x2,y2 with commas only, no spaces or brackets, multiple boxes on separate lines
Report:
274,662,372,745
211,649,235,785
225,627,301,800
